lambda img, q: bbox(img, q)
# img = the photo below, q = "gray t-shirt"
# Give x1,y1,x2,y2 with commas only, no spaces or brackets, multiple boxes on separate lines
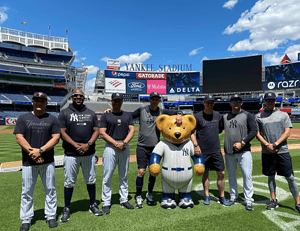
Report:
255,109,292,154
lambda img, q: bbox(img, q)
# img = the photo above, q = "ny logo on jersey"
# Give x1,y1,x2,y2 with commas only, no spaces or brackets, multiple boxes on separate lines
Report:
146,118,155,125
182,148,189,156
117,119,121,126
229,119,237,128
70,113,78,122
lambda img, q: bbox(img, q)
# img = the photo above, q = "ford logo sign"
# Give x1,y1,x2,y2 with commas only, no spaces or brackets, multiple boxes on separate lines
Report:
128,82,145,89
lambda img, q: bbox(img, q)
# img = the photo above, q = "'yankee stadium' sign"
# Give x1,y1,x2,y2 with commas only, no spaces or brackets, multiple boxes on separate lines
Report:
125,63,192,72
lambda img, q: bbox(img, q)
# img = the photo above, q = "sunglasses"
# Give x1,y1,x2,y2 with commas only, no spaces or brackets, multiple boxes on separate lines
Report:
230,99,242,103
72,94,84,98
33,92,47,100
265,99,275,102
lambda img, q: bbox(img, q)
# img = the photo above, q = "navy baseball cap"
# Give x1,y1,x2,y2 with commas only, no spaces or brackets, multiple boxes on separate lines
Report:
230,94,242,101
111,93,123,100
204,95,215,102
264,92,276,100
32,92,48,101
150,92,161,99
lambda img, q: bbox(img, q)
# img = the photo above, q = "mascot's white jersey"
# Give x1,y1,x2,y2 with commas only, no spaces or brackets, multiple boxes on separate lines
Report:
153,139,195,193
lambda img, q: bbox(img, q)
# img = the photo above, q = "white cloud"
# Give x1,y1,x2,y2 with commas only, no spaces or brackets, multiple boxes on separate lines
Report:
85,78,96,92
201,56,209,62
224,0,300,51
264,44,300,65
0,6,8,24
101,52,152,64
86,65,99,75
189,47,203,56
223,0,238,10
81,57,87,61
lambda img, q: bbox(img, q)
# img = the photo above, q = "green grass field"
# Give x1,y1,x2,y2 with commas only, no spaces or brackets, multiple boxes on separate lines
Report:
1,126,300,230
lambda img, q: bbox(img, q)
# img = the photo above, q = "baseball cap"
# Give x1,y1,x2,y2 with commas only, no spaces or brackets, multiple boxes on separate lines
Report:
264,92,276,100
150,92,161,99
111,92,123,100
230,94,242,101
32,92,48,101
204,95,215,102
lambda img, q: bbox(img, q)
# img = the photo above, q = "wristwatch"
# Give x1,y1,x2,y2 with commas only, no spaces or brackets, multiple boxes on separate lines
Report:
123,141,127,145
39,148,44,154
88,142,93,147
273,142,278,148
194,143,199,147
240,141,245,147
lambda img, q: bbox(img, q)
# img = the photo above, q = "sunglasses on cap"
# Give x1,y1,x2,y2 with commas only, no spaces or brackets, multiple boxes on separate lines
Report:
230,99,242,103
33,92,47,100
72,93,84,98
265,99,275,102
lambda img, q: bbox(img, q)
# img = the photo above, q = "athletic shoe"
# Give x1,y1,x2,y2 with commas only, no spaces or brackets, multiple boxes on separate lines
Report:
60,207,70,222
178,198,194,209
295,204,300,213
218,197,231,207
203,196,210,205
146,192,156,206
135,195,143,209
161,198,177,209
102,206,110,215
89,203,103,216
46,219,58,228
20,223,30,231
266,199,279,210
120,201,134,209
245,201,254,211
229,198,238,205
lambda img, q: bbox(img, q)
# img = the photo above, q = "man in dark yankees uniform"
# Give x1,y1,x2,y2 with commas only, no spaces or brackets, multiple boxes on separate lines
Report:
58,89,102,223
14,92,61,231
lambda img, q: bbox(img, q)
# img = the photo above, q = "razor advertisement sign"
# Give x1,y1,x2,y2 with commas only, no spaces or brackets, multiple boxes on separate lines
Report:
262,80,300,90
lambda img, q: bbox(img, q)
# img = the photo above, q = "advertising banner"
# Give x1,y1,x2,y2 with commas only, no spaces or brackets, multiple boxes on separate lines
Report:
126,79,147,94
5,117,17,125
292,108,300,115
147,80,166,94
107,59,120,70
105,78,126,93
0,100,12,104
265,62,300,82
262,80,300,90
105,70,136,78
167,72,200,87
136,72,166,79
167,86,202,94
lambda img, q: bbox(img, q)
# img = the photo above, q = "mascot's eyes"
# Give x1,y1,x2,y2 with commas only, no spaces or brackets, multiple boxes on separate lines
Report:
169,127,172,130
183,126,186,129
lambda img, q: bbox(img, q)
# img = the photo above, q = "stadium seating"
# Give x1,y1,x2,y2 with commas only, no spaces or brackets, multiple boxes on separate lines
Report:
0,90,29,102
27,67,65,77
0,47,36,63
0,63,27,73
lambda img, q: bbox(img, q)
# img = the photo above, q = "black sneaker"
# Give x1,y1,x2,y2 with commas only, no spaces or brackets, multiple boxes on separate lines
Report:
102,206,110,215
295,204,300,213
245,201,254,211
60,207,70,222
46,219,58,228
146,192,156,206
266,199,279,210
218,197,231,207
20,223,30,231
120,201,134,209
89,203,103,216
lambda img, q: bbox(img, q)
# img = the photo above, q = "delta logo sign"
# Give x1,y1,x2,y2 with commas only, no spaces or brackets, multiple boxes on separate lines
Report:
167,86,202,94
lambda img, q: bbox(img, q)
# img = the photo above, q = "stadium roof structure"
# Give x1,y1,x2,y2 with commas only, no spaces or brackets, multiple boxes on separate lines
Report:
0,27,71,52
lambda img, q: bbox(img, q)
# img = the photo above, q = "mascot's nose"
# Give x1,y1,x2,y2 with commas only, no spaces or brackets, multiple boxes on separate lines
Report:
175,132,181,139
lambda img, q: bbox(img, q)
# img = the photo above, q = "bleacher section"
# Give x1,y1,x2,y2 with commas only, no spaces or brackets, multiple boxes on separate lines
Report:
0,47,36,63
37,53,72,65
26,67,65,78
0,90,29,102
0,63,27,73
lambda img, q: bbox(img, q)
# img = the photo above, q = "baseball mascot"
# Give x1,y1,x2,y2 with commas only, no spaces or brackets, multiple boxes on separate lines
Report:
149,114,205,209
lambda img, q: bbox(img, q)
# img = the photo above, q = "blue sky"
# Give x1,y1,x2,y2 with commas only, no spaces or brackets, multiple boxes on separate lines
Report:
0,0,300,91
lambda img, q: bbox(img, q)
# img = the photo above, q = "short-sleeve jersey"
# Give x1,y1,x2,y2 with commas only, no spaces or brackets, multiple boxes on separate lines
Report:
131,106,178,147
100,110,133,140
152,139,195,168
58,104,99,156
13,112,61,166
255,109,292,154
194,110,222,155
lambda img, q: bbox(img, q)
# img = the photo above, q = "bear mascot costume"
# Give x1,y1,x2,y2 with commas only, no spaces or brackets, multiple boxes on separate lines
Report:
149,114,205,209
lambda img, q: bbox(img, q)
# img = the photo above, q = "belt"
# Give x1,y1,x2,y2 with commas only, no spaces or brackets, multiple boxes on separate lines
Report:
162,166,192,171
